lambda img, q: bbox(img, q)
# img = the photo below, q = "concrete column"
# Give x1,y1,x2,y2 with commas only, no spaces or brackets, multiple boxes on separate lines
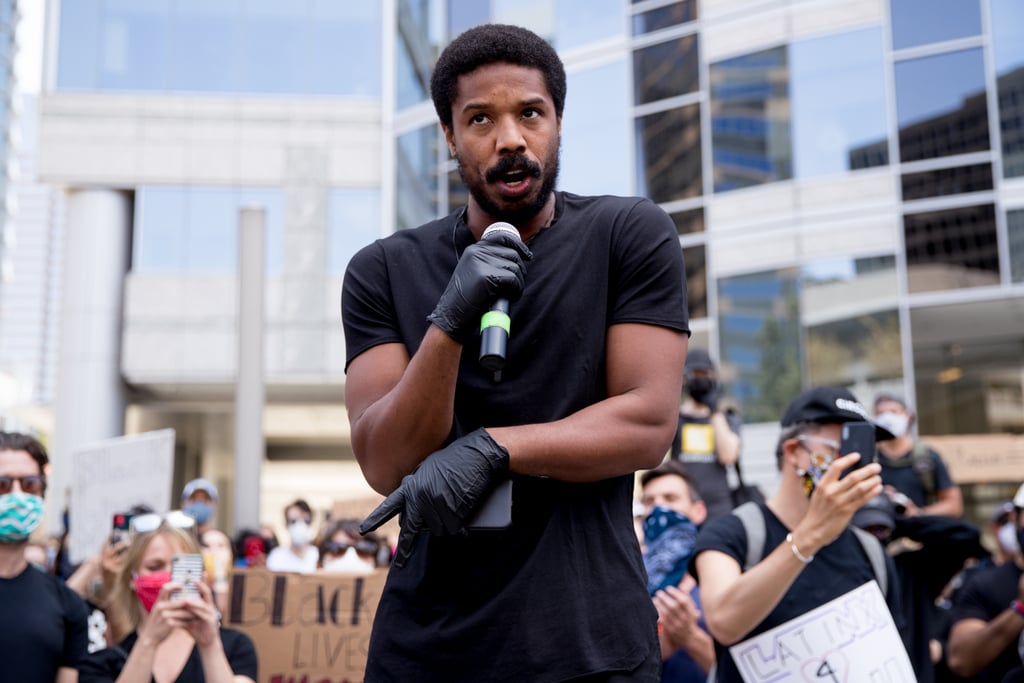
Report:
234,207,265,531
49,189,132,532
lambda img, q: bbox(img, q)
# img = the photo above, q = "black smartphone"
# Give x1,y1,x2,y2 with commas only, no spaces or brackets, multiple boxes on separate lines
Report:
110,512,135,546
840,421,876,475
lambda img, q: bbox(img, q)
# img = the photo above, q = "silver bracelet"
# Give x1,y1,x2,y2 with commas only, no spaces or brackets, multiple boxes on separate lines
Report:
786,532,814,564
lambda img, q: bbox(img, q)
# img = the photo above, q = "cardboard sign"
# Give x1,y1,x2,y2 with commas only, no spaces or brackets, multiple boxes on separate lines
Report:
69,429,175,564
729,581,915,682
922,434,1024,484
226,568,387,683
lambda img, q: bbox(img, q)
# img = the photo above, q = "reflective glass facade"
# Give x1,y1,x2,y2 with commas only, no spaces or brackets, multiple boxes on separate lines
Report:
991,0,1024,178
890,0,981,50
56,2,382,96
133,187,284,273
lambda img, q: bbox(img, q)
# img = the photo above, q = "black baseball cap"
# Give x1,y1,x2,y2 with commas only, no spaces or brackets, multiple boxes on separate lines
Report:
685,348,715,372
852,494,896,531
781,386,894,440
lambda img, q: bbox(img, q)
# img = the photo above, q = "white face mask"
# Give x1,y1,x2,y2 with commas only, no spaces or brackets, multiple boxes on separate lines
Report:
998,522,1021,554
322,547,375,574
288,521,313,548
875,411,910,439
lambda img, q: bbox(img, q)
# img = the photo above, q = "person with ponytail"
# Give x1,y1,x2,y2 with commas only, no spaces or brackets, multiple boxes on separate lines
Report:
79,515,256,682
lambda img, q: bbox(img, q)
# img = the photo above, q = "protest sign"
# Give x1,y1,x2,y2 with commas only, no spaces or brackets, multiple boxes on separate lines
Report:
729,581,914,682
226,568,387,683
69,429,175,564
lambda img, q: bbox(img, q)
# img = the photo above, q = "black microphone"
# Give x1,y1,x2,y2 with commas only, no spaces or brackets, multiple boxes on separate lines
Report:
478,222,519,373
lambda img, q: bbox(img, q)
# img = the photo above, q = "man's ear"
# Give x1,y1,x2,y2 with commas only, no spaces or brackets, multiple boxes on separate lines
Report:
691,501,708,526
442,124,456,157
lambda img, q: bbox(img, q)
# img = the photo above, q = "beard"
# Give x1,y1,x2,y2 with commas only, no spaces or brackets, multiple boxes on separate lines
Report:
456,144,561,227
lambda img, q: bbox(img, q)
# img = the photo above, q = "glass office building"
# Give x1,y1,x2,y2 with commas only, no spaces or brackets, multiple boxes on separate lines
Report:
34,0,1024,528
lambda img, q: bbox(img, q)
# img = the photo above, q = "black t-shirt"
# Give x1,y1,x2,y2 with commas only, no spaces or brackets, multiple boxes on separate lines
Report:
691,503,904,683
342,192,689,682
0,564,89,682
878,445,955,507
671,410,742,520
78,628,257,682
949,560,1024,682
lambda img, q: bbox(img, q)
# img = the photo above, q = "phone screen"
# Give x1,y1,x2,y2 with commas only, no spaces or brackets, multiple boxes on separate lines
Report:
840,421,877,475
170,553,204,601
110,512,135,546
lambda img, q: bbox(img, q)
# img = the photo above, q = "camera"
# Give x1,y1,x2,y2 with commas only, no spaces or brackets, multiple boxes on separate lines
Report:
889,492,911,515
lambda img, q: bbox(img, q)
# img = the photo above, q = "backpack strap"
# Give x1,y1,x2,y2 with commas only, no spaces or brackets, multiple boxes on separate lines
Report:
850,525,889,597
731,501,766,571
911,442,936,502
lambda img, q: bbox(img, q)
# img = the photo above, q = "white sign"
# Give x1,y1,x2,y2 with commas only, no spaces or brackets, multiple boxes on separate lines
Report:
729,581,915,682
69,430,175,564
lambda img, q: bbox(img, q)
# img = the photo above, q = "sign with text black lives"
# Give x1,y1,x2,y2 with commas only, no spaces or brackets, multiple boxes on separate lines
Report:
226,568,387,683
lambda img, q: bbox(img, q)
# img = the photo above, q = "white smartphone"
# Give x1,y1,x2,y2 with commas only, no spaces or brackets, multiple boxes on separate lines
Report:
170,553,204,601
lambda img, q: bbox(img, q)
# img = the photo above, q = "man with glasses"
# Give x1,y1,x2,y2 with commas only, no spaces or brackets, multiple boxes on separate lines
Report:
0,431,89,682
690,387,906,682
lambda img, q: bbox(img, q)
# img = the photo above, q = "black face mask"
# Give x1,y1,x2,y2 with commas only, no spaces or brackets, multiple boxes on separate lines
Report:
687,376,717,403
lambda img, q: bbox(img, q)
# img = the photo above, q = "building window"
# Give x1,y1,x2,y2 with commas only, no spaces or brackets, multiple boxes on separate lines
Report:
1009,209,1024,283
901,164,993,201
561,59,631,196
801,256,901,389
633,34,699,105
133,186,284,274
57,1,382,97
396,126,441,230
328,189,381,275
670,207,703,236
904,204,999,293
890,0,981,50
682,244,706,319
397,0,441,109
632,1,697,36
895,49,990,163
718,268,801,423
790,28,889,177
710,46,790,192
991,0,1024,179
635,104,702,203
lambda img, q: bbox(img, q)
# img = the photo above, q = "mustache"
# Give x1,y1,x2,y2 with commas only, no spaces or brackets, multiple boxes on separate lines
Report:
485,154,542,183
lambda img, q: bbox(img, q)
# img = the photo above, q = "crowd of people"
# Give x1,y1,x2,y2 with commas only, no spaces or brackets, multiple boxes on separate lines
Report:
4,19,1024,683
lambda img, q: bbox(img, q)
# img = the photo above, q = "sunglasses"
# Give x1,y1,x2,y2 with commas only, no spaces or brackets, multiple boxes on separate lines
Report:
0,475,46,496
130,510,197,534
324,540,377,556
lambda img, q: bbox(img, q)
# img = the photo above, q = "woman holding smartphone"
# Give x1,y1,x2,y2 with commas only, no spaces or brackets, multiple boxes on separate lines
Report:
78,512,257,683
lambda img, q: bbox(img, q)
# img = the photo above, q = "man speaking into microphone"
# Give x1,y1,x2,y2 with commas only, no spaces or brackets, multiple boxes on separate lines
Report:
341,23,689,683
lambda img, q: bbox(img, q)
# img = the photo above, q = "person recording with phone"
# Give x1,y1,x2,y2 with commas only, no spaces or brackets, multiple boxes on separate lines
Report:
690,387,907,682
341,23,688,682
79,512,257,683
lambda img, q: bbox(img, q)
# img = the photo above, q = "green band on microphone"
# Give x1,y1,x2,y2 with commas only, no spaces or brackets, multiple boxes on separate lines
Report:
480,310,511,334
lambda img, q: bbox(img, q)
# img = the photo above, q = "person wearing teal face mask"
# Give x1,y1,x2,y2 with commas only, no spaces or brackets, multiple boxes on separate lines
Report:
0,431,89,682
181,478,219,537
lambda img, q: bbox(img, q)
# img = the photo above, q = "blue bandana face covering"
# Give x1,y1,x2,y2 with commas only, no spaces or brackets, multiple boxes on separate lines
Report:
0,492,44,543
642,506,699,595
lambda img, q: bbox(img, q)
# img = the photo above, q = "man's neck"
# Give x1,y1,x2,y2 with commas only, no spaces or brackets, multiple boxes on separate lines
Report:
466,195,557,244
877,436,914,458
0,542,28,578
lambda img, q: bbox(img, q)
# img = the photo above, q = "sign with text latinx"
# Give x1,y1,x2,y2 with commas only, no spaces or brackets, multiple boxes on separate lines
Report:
728,581,915,682
226,568,387,683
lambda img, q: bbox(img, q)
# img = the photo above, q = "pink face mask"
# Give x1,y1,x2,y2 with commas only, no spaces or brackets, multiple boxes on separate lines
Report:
134,571,171,612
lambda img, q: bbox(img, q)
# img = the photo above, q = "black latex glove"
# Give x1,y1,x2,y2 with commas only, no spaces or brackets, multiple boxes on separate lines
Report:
427,228,532,344
359,428,511,538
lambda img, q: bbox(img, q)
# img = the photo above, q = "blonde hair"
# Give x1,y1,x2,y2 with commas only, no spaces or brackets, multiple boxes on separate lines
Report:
107,525,202,641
